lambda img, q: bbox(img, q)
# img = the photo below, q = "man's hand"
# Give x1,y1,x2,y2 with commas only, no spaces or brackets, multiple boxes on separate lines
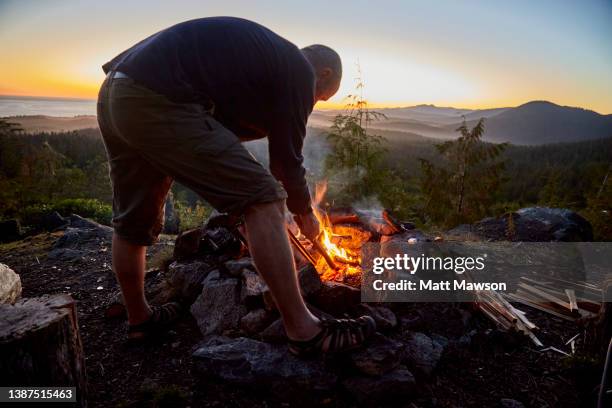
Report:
295,211,321,242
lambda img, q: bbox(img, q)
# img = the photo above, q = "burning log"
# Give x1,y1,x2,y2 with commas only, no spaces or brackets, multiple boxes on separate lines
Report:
382,209,405,234
312,239,338,270
333,256,360,268
329,214,361,225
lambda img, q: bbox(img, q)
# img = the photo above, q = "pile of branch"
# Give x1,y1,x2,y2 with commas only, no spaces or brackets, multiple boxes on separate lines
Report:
474,289,542,346
505,276,601,321
473,276,602,347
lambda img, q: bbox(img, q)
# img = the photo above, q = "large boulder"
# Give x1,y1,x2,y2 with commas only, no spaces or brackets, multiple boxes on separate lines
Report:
190,271,247,336
192,337,337,395
0,263,21,304
448,207,593,242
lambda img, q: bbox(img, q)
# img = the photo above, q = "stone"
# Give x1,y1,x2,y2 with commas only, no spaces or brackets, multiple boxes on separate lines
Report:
0,263,21,304
240,309,276,335
190,271,247,336
402,332,444,377
310,281,361,315
224,257,255,277
354,304,397,331
260,318,287,343
167,260,215,304
499,398,526,408
46,248,86,262
297,263,322,297
240,270,267,309
0,219,22,242
67,214,112,232
343,368,416,405
447,207,593,242
192,337,337,395
41,211,68,231
173,228,202,260
350,333,405,376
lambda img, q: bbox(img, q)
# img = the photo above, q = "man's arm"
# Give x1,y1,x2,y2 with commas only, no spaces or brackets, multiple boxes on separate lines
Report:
268,111,312,215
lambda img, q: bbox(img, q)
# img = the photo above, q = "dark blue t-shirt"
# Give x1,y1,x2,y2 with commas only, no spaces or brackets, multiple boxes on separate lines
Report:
103,17,315,215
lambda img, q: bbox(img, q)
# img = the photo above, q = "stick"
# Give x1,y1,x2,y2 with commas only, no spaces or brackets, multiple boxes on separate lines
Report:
312,239,338,270
287,229,317,267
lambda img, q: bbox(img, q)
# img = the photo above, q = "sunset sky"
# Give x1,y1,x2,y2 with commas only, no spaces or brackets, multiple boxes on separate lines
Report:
1,0,611,113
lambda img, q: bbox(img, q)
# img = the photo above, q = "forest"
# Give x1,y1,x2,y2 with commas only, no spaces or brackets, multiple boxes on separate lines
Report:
1,113,611,240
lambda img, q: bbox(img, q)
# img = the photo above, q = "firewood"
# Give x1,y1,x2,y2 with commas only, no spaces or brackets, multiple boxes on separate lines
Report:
565,289,578,311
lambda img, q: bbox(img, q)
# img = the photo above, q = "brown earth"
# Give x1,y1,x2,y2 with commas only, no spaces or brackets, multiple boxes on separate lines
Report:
0,229,601,407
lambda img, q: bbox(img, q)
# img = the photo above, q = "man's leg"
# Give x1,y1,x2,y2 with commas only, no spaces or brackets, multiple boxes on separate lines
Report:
111,234,151,325
244,200,320,341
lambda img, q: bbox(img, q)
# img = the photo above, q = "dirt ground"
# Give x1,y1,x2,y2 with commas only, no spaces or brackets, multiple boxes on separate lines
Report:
0,230,602,407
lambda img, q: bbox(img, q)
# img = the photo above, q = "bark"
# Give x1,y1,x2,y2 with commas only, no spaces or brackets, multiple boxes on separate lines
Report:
0,294,87,407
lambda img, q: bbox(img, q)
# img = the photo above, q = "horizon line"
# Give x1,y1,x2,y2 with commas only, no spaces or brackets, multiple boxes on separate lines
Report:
1,93,610,115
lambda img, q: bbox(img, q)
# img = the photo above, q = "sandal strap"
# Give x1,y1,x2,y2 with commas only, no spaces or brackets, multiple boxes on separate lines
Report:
288,316,375,356
128,302,182,334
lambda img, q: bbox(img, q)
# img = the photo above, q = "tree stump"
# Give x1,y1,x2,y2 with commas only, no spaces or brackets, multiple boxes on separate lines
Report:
0,294,87,407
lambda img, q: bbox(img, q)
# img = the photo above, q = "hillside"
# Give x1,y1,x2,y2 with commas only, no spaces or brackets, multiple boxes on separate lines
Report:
459,101,612,144
313,101,612,145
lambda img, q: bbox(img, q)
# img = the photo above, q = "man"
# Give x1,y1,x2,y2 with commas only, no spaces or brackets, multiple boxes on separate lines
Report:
98,17,375,356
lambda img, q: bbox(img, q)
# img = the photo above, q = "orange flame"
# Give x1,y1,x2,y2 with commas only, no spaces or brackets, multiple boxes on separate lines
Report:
311,181,363,280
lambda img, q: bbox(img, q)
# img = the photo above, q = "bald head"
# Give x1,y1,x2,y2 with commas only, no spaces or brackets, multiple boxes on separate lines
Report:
301,44,342,102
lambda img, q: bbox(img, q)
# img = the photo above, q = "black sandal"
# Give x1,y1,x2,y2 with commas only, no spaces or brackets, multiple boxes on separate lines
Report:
127,302,183,344
288,316,376,357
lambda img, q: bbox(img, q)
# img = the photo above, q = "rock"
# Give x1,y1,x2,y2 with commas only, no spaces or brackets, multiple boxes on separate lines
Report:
167,260,215,304
354,304,397,331
0,263,21,304
240,309,276,335
310,281,361,315
0,219,22,242
192,337,337,395
173,228,202,260
350,333,405,376
297,263,322,297
41,211,68,231
67,214,112,232
448,207,593,242
260,318,287,343
53,224,111,250
190,271,247,336
46,248,85,262
343,368,416,405
225,257,255,277
402,332,444,378
241,270,267,309
499,398,526,408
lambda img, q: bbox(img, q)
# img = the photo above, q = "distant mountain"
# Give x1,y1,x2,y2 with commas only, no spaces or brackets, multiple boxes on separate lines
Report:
456,101,612,145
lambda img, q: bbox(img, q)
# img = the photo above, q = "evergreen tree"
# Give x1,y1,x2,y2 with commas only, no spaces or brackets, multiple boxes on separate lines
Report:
419,119,507,226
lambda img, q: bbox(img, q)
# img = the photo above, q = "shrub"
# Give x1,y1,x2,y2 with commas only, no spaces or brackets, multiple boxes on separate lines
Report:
21,198,112,226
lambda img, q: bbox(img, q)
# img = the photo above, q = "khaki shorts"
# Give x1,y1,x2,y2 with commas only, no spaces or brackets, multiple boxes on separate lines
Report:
97,74,287,246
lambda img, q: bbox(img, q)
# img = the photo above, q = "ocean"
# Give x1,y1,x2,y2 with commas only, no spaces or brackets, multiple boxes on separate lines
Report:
0,96,97,117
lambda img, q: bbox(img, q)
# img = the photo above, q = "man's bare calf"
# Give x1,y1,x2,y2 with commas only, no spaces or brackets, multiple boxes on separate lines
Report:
244,200,321,341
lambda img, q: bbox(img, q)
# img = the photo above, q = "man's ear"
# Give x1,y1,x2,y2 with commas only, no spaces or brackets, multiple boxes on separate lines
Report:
319,67,333,80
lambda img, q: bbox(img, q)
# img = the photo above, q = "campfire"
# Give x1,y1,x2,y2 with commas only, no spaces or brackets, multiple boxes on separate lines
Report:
290,181,399,285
